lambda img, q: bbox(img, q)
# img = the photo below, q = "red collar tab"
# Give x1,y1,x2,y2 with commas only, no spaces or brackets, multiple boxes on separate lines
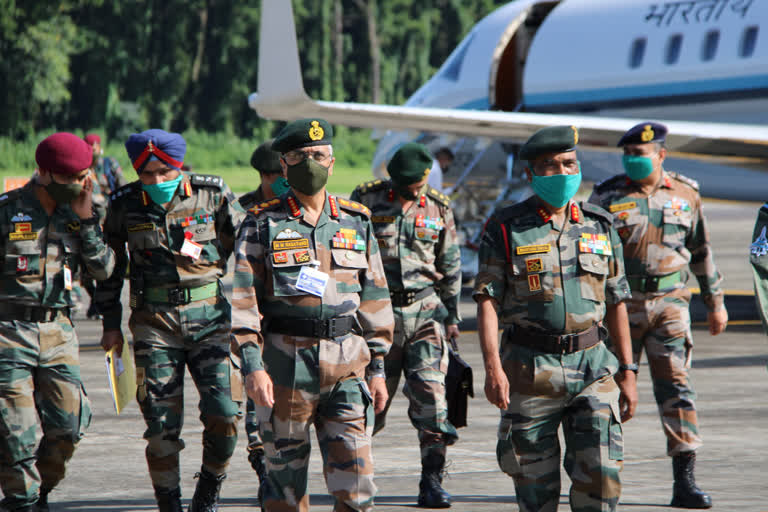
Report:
537,207,552,223
182,180,192,197
141,190,150,206
570,202,581,223
132,140,184,171
387,188,394,202
287,196,302,218
663,174,672,188
328,195,340,218
419,194,426,208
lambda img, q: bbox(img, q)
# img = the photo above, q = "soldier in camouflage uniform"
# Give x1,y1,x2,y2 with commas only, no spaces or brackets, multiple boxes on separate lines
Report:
750,203,768,335
96,129,246,512
0,133,115,512
588,122,727,509
475,126,638,512
235,138,286,500
231,119,394,512
350,142,460,508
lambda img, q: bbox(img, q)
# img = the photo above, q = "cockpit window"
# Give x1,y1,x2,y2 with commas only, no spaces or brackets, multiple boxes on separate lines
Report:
439,33,475,81
629,37,646,68
702,30,719,61
740,26,758,58
666,34,683,65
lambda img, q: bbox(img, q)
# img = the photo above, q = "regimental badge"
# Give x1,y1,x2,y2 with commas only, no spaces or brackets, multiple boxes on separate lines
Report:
641,124,655,142
416,229,426,239
332,228,366,250
275,228,302,239
663,197,690,212
16,256,28,272
528,274,542,292
516,244,551,255
526,257,543,273
751,226,768,257
293,250,311,264
66,221,81,233
617,211,630,221
14,222,32,233
609,201,637,213
579,233,612,255
11,212,32,222
272,251,288,264
308,120,324,141
572,125,579,145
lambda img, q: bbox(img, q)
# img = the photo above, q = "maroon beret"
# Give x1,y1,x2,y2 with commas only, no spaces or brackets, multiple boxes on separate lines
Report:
84,133,101,146
36,132,94,175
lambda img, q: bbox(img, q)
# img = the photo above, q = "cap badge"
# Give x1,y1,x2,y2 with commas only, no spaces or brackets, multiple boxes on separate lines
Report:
308,120,324,141
641,125,655,142
571,126,579,145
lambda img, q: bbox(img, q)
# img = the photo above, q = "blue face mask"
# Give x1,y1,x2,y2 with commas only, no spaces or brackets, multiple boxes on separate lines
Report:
142,174,182,205
270,176,290,197
622,155,655,181
530,170,582,208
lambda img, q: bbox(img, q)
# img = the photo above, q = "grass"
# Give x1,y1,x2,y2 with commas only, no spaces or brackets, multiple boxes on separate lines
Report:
1,165,375,197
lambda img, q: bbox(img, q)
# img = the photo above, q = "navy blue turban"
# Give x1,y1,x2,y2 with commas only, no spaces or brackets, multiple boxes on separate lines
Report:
125,129,186,173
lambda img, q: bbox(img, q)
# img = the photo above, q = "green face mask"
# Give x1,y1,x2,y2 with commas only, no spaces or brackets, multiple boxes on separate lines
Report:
622,155,655,181
45,181,83,204
270,176,290,197
286,158,329,196
530,171,582,208
142,174,182,205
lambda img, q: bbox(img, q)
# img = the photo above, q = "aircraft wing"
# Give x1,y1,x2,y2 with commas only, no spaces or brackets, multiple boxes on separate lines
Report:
250,0,768,161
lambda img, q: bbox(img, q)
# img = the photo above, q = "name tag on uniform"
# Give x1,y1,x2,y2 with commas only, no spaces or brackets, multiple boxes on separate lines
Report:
296,266,329,297
608,201,637,213
181,232,203,260
371,215,396,223
127,222,156,233
516,244,550,255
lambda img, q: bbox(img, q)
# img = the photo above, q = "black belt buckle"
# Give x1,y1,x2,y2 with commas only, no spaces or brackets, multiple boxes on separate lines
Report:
327,318,338,338
645,277,659,293
558,334,575,354
168,288,189,306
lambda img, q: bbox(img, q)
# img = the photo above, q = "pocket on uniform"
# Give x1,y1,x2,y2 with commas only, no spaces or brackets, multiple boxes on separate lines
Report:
127,228,161,250
578,253,609,302
662,208,692,248
229,354,244,403
77,383,92,440
331,248,366,293
358,380,374,430
608,400,624,461
136,366,147,403
3,239,41,276
511,254,555,302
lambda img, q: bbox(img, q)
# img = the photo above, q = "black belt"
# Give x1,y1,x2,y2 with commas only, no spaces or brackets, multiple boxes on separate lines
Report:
390,287,434,307
0,303,70,323
508,325,601,354
268,316,356,339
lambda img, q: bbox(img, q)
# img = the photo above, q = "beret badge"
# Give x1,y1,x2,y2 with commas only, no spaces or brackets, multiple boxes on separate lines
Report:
309,120,324,141
641,125,655,143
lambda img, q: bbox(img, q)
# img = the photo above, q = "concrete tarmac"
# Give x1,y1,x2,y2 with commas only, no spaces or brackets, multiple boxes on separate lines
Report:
36,199,768,511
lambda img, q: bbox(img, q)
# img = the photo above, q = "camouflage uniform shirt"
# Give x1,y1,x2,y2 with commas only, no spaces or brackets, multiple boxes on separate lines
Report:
237,186,268,212
350,180,461,324
750,202,768,334
588,170,724,311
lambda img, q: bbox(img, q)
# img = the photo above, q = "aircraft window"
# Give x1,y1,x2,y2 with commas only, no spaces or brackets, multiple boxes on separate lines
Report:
439,33,475,82
740,26,758,58
666,34,683,64
629,37,646,68
702,30,719,61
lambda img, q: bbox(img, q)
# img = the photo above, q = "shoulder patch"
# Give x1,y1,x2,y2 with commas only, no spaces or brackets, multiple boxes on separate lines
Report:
426,186,451,206
190,173,224,188
594,174,627,193
109,181,141,201
580,201,614,225
336,197,371,217
248,198,282,216
667,171,700,191
354,179,390,196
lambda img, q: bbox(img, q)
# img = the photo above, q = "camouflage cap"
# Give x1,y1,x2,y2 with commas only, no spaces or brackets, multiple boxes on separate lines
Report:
271,118,333,153
250,139,282,174
387,142,433,185
617,122,668,146
519,125,579,161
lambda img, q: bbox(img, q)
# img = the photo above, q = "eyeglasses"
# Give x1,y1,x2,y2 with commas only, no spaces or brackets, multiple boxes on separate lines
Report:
282,150,332,165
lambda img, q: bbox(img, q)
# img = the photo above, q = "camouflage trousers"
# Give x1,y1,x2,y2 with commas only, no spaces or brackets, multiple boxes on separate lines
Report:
626,288,701,456
497,333,623,512
0,315,91,511
245,398,263,451
254,331,376,512
373,297,457,458
130,297,242,491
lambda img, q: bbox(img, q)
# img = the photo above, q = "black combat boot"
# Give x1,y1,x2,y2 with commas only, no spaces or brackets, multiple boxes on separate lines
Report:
248,448,268,505
188,468,226,512
671,451,712,509
154,486,183,512
35,487,50,512
417,450,451,508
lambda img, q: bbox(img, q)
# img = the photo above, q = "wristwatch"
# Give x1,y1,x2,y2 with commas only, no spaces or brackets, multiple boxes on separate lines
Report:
618,363,639,374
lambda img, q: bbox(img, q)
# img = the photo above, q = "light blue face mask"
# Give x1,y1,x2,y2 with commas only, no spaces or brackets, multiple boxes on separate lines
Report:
530,170,582,208
622,155,655,181
142,174,182,205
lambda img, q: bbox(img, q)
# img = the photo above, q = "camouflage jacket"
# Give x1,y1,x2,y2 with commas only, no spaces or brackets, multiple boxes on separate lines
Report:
237,185,268,212
350,180,461,325
96,173,246,330
473,196,631,334
750,203,768,334
0,181,115,308
588,170,724,311
94,156,127,195
230,191,394,373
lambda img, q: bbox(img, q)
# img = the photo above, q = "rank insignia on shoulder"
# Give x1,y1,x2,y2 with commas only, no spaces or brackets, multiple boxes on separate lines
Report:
337,197,371,217
528,274,542,292
11,212,32,222
579,233,612,255
751,226,768,257
608,201,637,213
516,244,551,255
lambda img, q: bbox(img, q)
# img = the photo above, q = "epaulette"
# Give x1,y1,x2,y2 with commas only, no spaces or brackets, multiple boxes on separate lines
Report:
0,188,20,207
190,173,224,188
109,181,141,201
336,197,371,217
248,198,282,216
354,179,390,196
580,201,614,225
426,186,451,207
494,201,529,225
593,174,627,193
667,171,700,191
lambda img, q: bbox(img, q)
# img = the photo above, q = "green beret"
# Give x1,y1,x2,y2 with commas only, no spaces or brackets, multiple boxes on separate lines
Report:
519,125,579,161
272,118,333,153
250,139,282,174
387,142,433,185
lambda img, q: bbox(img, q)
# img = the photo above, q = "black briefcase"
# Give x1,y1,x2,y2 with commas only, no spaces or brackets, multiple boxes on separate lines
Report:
445,336,474,428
